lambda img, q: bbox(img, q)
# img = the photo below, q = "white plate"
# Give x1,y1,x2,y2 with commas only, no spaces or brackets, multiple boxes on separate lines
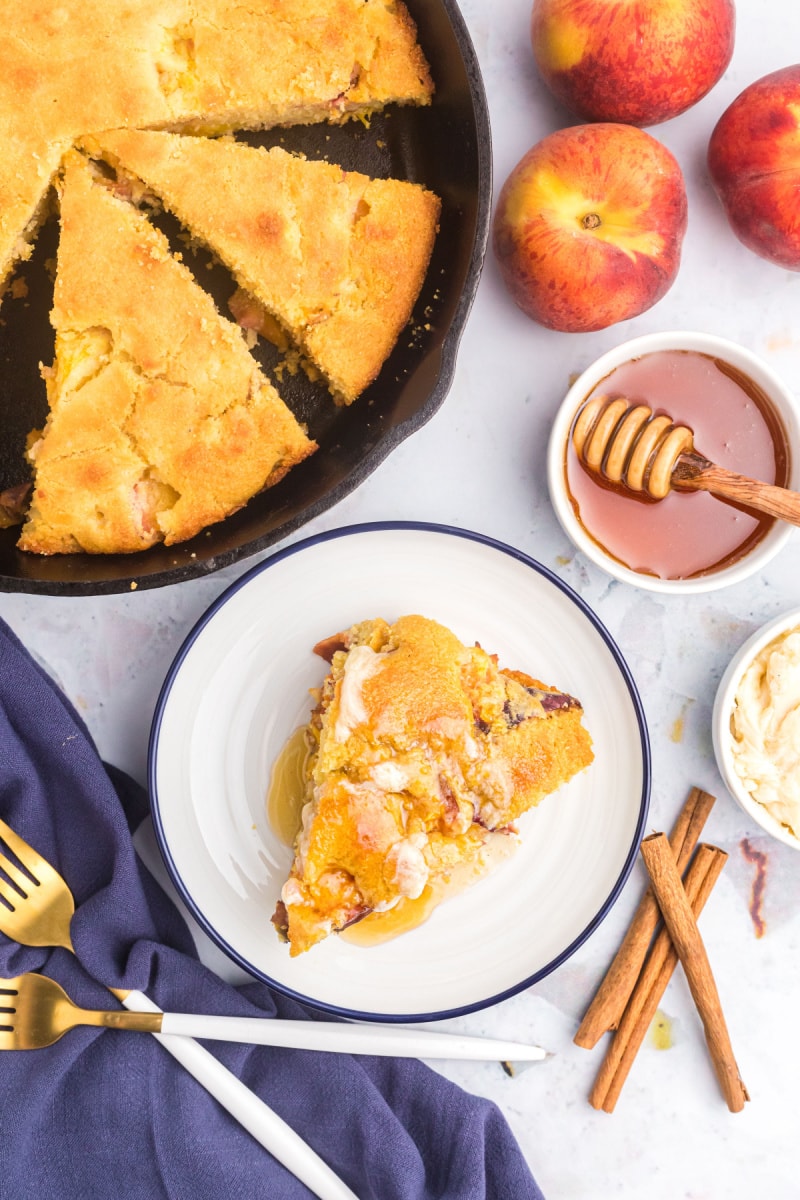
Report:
149,523,650,1021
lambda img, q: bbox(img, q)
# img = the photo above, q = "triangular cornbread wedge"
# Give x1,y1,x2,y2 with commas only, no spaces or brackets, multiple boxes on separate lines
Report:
0,0,432,294
85,131,441,404
273,615,594,955
18,153,315,556
0,141,66,293
153,0,434,133
0,0,186,288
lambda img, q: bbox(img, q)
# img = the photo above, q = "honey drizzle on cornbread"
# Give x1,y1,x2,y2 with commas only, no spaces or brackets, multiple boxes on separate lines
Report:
268,724,494,948
268,725,467,947
267,726,311,848
340,887,440,946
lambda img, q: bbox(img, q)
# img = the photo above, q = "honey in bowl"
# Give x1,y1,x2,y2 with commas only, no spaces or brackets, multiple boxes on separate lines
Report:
564,349,790,580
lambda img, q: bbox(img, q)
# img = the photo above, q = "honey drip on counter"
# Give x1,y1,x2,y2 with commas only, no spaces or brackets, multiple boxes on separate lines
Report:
267,726,311,847
650,1010,674,1051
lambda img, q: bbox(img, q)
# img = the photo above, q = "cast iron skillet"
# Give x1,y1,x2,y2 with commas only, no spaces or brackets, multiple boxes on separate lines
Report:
0,0,491,594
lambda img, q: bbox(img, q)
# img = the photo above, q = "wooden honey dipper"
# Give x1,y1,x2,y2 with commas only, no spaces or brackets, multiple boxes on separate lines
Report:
572,395,800,526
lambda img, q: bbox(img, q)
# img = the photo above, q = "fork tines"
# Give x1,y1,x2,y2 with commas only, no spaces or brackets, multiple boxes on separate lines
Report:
0,821,40,910
0,817,75,951
0,844,35,907
0,980,17,1041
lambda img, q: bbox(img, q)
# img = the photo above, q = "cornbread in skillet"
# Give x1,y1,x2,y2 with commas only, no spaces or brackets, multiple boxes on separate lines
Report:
86,131,442,404
18,153,315,555
0,0,433,294
157,0,434,133
0,0,173,291
273,615,594,955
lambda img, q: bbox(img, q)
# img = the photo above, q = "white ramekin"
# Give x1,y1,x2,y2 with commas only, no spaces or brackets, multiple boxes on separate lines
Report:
546,330,800,594
712,607,800,850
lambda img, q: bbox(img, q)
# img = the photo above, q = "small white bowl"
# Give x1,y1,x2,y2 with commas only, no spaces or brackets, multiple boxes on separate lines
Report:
546,330,800,594
712,607,800,850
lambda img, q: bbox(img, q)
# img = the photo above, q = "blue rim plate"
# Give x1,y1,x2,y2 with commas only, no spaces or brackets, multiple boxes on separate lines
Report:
148,522,650,1022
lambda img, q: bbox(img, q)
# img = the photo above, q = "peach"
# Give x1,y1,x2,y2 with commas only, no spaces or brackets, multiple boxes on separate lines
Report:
708,65,800,269
531,0,736,127
492,123,688,333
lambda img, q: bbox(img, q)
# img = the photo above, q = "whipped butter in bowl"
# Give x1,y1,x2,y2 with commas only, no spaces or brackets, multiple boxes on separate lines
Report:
714,609,800,848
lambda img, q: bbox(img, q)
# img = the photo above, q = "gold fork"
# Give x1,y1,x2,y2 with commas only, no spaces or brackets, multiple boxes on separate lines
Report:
0,972,161,1048
0,816,357,1200
0,968,548,1059
0,817,76,953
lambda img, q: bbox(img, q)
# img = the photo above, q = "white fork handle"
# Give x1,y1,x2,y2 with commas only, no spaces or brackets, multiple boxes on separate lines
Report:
123,989,357,1200
158,1012,548,1062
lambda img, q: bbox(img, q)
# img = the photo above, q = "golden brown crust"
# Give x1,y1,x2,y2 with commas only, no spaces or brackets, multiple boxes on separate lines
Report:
0,0,433,292
277,615,594,954
85,131,441,403
18,153,315,555
170,0,434,130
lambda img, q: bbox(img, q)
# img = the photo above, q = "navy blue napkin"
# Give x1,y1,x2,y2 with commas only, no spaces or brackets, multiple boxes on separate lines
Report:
0,618,544,1200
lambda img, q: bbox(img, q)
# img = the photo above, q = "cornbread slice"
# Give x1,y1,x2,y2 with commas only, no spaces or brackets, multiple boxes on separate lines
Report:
18,153,315,555
0,141,66,295
86,131,441,404
153,0,435,133
0,0,433,294
273,615,594,955
0,0,185,290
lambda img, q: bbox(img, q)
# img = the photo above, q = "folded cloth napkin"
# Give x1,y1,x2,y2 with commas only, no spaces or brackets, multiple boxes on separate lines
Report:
0,618,544,1200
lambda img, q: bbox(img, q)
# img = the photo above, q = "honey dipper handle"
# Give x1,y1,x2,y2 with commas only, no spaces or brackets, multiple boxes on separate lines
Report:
673,455,800,527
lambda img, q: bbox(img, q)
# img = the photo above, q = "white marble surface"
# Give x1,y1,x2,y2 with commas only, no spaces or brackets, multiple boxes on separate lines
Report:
3,1,800,1197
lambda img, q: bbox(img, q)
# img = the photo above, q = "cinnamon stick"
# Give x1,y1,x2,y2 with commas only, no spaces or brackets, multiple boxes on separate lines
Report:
574,787,716,1048
640,832,749,1112
589,843,727,1112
